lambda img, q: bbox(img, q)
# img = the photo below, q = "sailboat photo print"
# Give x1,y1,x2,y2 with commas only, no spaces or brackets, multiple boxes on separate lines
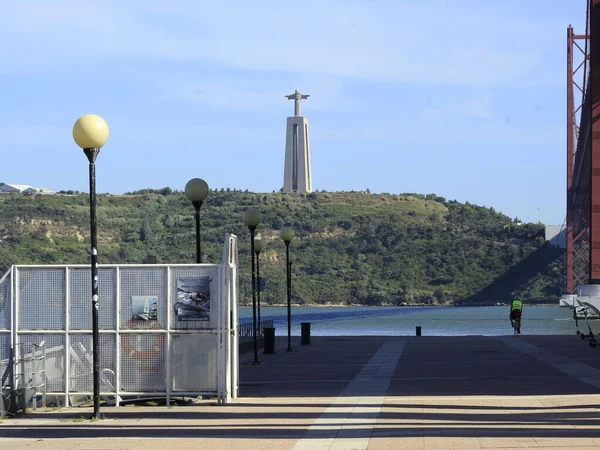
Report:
131,295,159,321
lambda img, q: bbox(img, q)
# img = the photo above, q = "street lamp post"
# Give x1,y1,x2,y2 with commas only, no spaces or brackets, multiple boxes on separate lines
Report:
254,237,264,332
73,114,110,420
288,252,296,337
288,251,296,299
244,209,261,365
184,178,209,263
279,226,295,352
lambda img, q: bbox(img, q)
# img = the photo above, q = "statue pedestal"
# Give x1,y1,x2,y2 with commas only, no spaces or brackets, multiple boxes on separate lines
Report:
283,116,312,193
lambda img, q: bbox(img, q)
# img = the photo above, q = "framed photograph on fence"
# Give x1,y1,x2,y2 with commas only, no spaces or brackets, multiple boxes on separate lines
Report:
175,276,211,321
131,295,159,321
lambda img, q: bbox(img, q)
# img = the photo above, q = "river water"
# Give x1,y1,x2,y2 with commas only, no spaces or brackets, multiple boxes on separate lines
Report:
238,305,579,336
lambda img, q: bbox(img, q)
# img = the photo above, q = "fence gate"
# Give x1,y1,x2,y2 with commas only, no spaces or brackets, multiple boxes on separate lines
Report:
0,234,239,411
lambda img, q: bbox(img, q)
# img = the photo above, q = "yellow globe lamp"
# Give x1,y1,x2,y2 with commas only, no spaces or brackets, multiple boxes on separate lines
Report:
73,114,109,149
279,226,295,243
244,209,261,229
185,178,209,203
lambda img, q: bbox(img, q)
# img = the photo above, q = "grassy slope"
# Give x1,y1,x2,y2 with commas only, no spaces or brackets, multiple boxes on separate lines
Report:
0,190,559,305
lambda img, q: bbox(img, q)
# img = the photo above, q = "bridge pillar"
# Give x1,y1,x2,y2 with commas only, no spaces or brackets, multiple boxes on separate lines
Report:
591,0,600,283
567,24,591,292
568,26,575,293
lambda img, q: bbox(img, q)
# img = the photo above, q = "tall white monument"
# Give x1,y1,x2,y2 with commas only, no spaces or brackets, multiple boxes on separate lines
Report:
283,90,312,193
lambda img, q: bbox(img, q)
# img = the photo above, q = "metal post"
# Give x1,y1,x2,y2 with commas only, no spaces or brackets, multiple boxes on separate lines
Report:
11,268,19,416
165,266,172,406
115,267,121,407
7,346,16,415
231,263,239,398
216,266,223,403
591,1,600,283
567,25,576,293
84,147,101,420
256,250,261,332
250,227,260,364
64,267,71,407
285,242,292,352
193,201,203,264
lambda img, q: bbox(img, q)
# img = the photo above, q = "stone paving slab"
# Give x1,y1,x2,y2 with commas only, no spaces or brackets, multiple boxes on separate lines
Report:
2,336,600,449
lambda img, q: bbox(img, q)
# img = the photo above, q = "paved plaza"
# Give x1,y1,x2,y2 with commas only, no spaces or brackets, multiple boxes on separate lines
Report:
3,335,600,449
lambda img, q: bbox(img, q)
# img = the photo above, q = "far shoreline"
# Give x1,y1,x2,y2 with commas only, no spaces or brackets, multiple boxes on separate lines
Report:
239,303,558,308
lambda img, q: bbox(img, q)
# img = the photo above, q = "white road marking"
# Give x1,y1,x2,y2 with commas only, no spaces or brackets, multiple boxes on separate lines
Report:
292,339,405,450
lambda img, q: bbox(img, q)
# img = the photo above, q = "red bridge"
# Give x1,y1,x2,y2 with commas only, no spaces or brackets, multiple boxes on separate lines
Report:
567,1,599,292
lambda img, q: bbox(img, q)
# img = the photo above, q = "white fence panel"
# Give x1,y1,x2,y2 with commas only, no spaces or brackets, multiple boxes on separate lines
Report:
0,234,239,410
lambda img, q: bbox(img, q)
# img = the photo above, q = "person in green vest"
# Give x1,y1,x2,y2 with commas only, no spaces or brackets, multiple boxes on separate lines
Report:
509,296,523,334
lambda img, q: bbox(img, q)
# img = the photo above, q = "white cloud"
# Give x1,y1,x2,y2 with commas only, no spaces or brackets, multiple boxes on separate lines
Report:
0,0,562,86
156,74,354,112
420,94,495,121
312,120,561,146
455,95,495,119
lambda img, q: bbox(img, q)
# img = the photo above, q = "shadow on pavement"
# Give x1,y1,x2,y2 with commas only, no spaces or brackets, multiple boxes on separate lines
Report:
2,402,600,439
3,336,600,440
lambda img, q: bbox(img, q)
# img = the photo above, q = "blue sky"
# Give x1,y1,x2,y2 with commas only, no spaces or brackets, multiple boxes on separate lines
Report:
0,0,587,225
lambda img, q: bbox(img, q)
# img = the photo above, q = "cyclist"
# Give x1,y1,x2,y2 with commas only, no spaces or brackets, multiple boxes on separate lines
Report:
509,296,523,334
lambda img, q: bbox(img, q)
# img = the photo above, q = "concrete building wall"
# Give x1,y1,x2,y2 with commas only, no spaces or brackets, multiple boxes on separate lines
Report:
22,187,54,195
0,184,31,193
0,184,54,194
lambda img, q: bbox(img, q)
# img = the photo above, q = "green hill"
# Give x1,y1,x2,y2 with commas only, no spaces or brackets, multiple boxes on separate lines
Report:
0,189,562,305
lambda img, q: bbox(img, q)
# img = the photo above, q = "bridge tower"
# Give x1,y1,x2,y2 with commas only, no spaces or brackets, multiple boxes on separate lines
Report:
566,24,590,293
564,0,600,310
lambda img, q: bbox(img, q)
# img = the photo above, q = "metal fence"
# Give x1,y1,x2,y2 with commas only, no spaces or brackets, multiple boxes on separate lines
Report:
0,234,239,413
238,319,274,340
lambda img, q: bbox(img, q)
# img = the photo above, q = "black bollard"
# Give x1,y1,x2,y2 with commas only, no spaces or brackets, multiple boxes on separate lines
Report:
301,322,311,345
416,326,422,336
263,327,275,354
